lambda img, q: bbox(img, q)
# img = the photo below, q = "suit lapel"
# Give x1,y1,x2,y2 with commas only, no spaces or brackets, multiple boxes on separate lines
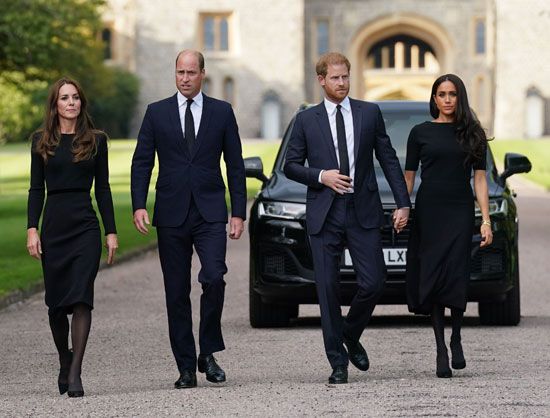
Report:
314,103,339,167
167,93,190,158
350,98,362,161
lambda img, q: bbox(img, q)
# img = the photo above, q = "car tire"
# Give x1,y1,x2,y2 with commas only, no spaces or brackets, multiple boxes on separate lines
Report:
478,260,521,326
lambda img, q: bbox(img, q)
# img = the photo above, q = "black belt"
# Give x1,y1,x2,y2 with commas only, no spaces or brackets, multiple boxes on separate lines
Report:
334,192,355,199
47,188,89,196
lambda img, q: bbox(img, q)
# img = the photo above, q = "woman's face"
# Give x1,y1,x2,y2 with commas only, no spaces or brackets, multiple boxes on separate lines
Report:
433,80,457,118
57,83,81,122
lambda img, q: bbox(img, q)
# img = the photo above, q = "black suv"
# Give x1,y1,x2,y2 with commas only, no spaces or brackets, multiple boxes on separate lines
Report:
245,101,531,327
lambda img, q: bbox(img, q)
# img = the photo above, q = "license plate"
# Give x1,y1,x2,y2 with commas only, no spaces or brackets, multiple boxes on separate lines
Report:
343,248,407,267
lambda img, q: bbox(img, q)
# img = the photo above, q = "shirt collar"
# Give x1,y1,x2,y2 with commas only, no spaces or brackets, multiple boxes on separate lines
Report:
177,91,203,108
324,96,351,115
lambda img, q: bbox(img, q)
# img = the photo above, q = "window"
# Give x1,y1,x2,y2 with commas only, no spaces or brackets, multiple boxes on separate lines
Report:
223,77,234,104
200,13,232,52
315,19,330,56
367,35,436,70
475,19,486,55
102,27,112,60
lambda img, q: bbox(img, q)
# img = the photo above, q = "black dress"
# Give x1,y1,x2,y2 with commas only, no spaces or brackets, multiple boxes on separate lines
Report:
405,122,486,314
27,133,116,314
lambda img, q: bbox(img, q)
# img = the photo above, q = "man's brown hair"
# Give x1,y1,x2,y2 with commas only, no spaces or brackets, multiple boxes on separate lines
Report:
316,52,351,77
175,49,205,71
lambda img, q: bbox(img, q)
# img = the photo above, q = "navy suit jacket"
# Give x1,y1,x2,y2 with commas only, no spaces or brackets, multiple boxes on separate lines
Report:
131,93,246,227
284,99,410,235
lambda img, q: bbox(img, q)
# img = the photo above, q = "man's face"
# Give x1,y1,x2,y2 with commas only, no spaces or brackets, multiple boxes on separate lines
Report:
175,53,205,98
318,63,350,103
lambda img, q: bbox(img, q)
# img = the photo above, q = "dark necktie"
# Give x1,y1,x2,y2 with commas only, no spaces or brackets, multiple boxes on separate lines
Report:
336,104,350,176
185,99,195,152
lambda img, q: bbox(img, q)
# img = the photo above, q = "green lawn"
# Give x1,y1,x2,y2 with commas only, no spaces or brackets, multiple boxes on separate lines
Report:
489,138,550,190
0,139,280,298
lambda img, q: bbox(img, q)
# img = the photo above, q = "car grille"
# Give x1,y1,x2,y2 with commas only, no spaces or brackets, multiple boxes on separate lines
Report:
471,247,505,274
261,248,300,276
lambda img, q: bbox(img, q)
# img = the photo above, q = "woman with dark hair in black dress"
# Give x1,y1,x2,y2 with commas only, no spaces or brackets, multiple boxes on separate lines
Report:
402,74,493,378
26,78,118,397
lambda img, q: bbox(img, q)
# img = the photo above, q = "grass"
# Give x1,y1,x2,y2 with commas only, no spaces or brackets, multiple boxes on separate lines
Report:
0,139,280,298
490,138,550,190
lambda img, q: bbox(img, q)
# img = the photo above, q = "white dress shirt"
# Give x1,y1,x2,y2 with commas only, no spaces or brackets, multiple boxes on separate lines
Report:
318,96,355,192
177,90,203,138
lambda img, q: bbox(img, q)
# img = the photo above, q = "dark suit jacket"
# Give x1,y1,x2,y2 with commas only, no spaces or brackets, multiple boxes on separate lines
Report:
284,99,410,235
131,93,246,227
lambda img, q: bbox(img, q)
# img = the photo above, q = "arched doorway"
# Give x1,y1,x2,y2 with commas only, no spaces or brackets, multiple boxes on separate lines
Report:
348,14,454,101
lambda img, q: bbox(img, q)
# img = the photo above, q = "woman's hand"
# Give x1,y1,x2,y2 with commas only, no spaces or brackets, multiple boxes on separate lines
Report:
480,224,493,247
27,228,42,260
105,233,118,264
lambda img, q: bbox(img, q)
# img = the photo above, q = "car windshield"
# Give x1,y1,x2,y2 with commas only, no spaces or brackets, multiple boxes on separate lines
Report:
379,110,429,166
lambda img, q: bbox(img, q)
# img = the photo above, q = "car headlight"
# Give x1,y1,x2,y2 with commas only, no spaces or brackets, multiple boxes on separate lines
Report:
475,198,508,217
258,201,306,219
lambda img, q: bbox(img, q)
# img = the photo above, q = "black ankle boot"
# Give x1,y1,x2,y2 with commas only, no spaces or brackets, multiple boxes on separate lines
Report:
436,348,452,378
450,337,466,369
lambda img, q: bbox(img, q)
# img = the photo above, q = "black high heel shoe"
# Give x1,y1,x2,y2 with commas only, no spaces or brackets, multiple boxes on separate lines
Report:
436,349,452,378
67,376,84,397
58,351,73,395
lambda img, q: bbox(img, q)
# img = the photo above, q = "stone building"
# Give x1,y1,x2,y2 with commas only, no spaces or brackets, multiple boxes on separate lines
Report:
102,0,550,139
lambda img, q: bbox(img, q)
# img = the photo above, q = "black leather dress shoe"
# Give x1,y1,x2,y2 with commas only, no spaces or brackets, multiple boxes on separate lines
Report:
174,370,197,389
198,354,226,383
328,366,348,384
344,338,370,371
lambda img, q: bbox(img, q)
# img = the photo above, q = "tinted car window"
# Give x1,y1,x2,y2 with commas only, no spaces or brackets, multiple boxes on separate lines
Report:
379,110,429,165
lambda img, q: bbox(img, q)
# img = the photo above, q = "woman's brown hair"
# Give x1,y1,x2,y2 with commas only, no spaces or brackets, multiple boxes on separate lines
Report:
33,78,101,163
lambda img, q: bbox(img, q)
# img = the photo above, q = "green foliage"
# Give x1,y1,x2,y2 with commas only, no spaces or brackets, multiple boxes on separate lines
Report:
91,68,140,138
0,0,140,142
0,72,47,143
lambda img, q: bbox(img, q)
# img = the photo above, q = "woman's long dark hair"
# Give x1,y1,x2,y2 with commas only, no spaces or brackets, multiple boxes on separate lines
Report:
33,77,101,163
429,74,488,166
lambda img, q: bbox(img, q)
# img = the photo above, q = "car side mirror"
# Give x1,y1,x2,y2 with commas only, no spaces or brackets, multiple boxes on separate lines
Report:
500,153,532,182
244,156,269,184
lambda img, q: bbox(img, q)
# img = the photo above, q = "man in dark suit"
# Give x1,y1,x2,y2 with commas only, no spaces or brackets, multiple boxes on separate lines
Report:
131,50,246,389
284,52,411,384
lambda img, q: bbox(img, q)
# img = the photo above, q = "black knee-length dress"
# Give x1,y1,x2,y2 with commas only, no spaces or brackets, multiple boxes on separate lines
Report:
405,122,486,314
27,133,116,314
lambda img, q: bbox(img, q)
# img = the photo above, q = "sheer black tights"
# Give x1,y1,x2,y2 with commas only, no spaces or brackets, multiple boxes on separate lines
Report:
48,303,91,388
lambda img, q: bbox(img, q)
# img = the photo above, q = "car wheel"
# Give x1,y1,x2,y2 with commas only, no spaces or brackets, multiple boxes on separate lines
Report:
478,259,521,326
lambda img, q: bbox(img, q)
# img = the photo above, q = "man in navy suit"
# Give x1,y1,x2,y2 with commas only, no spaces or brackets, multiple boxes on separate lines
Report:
284,52,411,384
131,50,246,389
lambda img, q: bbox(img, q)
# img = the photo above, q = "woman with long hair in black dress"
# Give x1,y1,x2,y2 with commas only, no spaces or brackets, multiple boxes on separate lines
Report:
401,74,493,378
26,78,118,396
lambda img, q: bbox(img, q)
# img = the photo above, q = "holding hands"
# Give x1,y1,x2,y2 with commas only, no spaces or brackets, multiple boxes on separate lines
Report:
392,207,410,233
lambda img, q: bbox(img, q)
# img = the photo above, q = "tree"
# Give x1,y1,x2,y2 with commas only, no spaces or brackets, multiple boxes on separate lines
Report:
0,0,139,142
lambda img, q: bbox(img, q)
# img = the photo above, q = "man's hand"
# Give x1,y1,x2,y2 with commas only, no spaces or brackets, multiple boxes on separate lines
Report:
133,209,150,235
229,217,244,240
105,233,119,264
26,228,42,260
392,207,410,233
321,169,352,194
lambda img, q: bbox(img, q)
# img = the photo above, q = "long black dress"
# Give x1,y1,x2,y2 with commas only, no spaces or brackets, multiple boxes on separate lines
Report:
405,122,486,314
27,133,116,314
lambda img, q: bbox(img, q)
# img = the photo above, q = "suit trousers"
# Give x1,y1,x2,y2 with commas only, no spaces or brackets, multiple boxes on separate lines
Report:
309,193,385,368
157,197,227,372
